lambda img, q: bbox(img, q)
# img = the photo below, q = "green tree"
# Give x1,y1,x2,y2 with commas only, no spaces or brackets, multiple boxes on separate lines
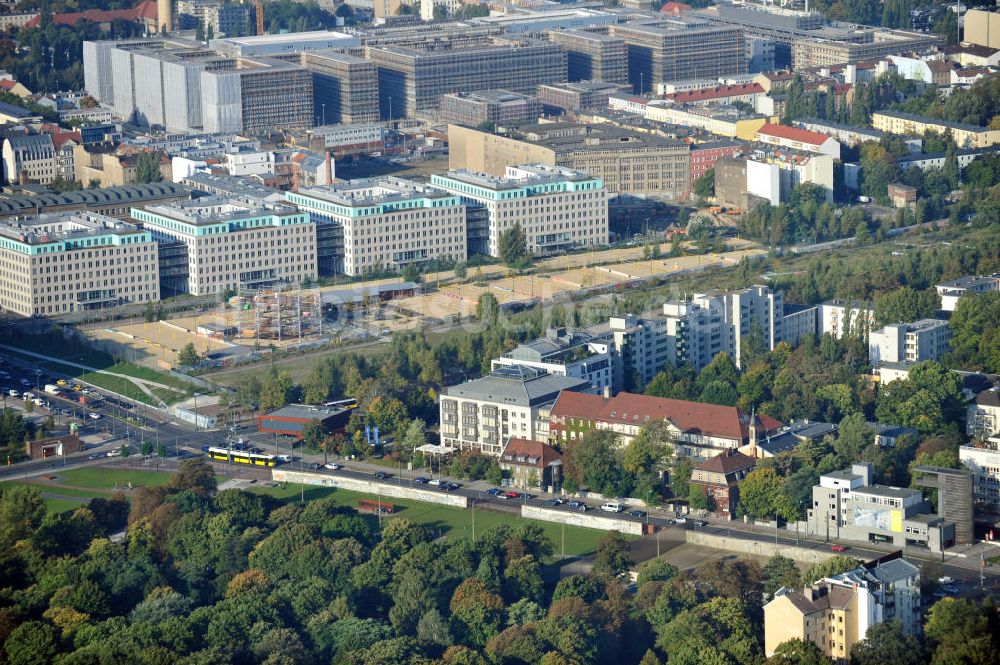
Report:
851,621,924,665
591,530,632,581
134,152,164,184
944,292,1000,373
177,343,199,366
4,621,57,665
688,483,710,511
874,361,964,434
800,556,862,585
498,224,528,268
874,286,939,327
925,598,1000,665
694,168,715,199
766,639,834,665
301,419,323,450
739,466,794,521
656,597,760,665
762,554,800,601
637,559,679,587
476,293,500,325
454,262,468,281
0,484,46,549
670,457,694,499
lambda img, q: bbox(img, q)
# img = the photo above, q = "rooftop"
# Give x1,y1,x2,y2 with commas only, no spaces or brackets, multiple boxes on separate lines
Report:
500,437,563,469
0,182,189,217
0,211,146,246
852,484,920,499
142,196,301,226
436,164,597,190
757,123,831,146
666,83,764,104
263,403,350,420
696,448,756,474
445,366,590,406
442,89,536,104
875,109,993,134
295,176,455,207
795,118,883,138
936,274,999,291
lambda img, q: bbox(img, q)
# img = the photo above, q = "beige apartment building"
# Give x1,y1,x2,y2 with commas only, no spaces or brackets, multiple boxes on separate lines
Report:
287,177,466,277
448,123,691,200
131,197,316,296
431,164,608,258
871,111,1000,149
74,144,171,188
0,212,159,317
964,9,1000,49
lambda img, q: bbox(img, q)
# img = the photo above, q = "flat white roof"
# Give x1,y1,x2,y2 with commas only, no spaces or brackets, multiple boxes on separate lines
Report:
213,30,357,46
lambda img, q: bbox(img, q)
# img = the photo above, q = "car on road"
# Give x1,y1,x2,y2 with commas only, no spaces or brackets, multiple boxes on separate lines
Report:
443,482,461,491
89,413,101,420
546,498,565,506
107,448,123,457
692,520,707,528
567,500,587,511
674,517,687,524
942,584,960,594
629,510,647,518
7,389,17,397
413,476,429,484
600,501,624,513
276,454,292,463
372,471,390,480
88,453,103,460
56,379,67,386
485,488,503,497
938,576,955,585
324,463,343,470
428,479,442,486
500,491,520,499
306,462,320,470
830,544,846,552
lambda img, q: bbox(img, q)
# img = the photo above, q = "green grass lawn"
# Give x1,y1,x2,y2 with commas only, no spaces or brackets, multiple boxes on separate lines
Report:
250,483,615,559
42,497,89,514
76,372,159,406
54,467,174,490
107,362,195,393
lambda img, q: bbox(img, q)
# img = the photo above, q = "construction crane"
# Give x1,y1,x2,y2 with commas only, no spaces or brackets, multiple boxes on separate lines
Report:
254,0,264,35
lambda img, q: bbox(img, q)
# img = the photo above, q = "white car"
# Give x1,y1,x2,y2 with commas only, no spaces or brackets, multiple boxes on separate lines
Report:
600,502,624,513
88,413,102,420
674,516,687,524
107,448,123,457
428,479,442,486
7,389,17,397
324,463,342,470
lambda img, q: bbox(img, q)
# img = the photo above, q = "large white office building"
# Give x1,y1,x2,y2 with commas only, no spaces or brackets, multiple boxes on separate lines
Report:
431,164,608,259
131,197,316,296
0,212,159,317
287,177,466,277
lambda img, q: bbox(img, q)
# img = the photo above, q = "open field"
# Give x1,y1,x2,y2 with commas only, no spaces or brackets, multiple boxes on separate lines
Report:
2,467,175,513
86,321,232,367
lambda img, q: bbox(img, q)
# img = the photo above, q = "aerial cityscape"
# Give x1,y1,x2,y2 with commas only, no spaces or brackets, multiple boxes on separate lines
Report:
0,0,997,661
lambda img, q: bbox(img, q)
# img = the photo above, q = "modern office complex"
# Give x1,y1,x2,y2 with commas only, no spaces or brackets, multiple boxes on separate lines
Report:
208,30,360,58
366,38,566,118
547,30,628,84
301,51,380,126
439,365,591,456
0,212,159,317
131,197,316,296
430,164,607,258
287,177,466,277
448,123,692,200
537,81,631,113
610,21,746,92
201,57,313,134
806,463,958,552
491,328,616,393
439,90,542,128
868,319,951,365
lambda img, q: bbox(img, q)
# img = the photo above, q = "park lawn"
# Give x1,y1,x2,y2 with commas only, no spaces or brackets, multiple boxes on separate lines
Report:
42,497,89,514
10,483,115,500
249,483,617,559
151,387,186,404
106,362,196,394
54,467,173,490
76,372,158,406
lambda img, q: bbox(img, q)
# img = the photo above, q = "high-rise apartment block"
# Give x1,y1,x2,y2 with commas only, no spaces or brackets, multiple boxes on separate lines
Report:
0,212,159,317
611,21,745,92
131,197,316,296
819,299,875,340
868,319,951,365
287,177,466,277
301,51,380,125
439,90,542,128
366,38,566,118
431,164,607,259
547,30,628,84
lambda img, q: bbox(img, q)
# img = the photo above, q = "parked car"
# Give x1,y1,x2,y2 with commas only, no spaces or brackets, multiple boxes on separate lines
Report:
938,576,955,585
600,501,624,513
567,500,587,511
485,488,503,497
413,477,430,484
629,509,647,518
674,516,687,524
830,544,846,552
106,448,123,457
6,389,17,397
306,462,320,470
443,482,461,491
324,463,343,470
428,479,442,486
502,491,520,499
692,520,707,528
88,453,103,460
88,413,101,420
372,471,390,480
547,498,565,506
942,584,959,594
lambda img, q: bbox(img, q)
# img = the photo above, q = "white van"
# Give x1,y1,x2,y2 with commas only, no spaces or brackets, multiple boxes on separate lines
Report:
600,501,624,513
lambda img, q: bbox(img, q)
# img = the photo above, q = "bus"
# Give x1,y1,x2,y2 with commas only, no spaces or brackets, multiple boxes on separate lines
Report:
207,446,278,467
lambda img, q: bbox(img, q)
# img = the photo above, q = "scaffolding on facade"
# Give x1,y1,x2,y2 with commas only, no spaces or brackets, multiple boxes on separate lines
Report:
232,287,322,343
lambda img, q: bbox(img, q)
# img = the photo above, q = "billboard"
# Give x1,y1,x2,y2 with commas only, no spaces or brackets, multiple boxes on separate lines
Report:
854,507,904,533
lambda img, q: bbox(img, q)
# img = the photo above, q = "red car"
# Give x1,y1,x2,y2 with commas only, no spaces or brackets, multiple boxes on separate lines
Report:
502,491,520,499
830,544,846,552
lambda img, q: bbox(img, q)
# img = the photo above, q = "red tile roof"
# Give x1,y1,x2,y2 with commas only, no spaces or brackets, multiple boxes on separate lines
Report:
500,438,562,469
666,83,764,104
696,448,756,474
757,123,830,146
26,0,156,28
659,1,691,13
550,391,782,443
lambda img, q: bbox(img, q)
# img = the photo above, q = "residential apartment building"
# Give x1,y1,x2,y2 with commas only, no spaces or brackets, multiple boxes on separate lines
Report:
74,144,171,188
689,140,744,186
448,123,692,200
806,463,956,552
546,30,628,84
491,328,616,393
755,123,841,159
367,38,566,118
645,103,769,141
964,8,1000,49
131,197,316,295
536,81,631,114
869,319,951,365
819,299,875,340
610,22,746,93
430,164,607,258
548,390,783,459
301,51,380,126
765,556,921,661
307,123,385,159
0,212,159,317
960,444,1000,511
287,177,465,277
2,134,56,186
439,365,592,456
793,119,883,148
872,111,1000,149
967,388,1000,440
689,448,757,518
439,90,542,128
935,274,999,312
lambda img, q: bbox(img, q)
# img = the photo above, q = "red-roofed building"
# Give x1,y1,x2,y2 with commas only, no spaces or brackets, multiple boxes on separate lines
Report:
690,140,744,186
659,1,691,14
499,437,564,491
26,0,158,31
549,391,782,459
666,82,765,106
756,123,841,159
690,448,757,518
0,79,32,99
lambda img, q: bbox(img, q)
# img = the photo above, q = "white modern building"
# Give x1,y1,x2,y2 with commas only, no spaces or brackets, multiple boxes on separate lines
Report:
439,365,592,456
0,212,159,317
935,274,999,312
746,152,835,205
209,31,360,58
2,134,57,185
131,197,316,296
967,388,1000,440
819,299,875,340
869,318,951,365
491,328,616,393
287,177,466,277
430,164,608,259
960,444,1000,511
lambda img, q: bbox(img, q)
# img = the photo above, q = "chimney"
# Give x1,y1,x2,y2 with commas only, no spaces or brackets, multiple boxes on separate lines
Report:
747,408,758,459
